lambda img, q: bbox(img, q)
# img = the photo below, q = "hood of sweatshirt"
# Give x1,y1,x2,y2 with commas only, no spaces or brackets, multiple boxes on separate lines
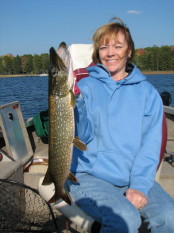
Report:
87,63,146,88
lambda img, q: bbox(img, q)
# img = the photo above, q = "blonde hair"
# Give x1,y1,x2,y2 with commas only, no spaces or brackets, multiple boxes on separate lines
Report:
92,17,135,64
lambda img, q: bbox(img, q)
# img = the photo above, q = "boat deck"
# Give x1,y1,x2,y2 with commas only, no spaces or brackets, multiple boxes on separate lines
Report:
0,105,174,233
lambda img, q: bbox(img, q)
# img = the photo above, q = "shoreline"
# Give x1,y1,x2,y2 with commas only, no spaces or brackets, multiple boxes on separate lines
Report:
142,71,174,75
0,71,174,78
0,74,47,78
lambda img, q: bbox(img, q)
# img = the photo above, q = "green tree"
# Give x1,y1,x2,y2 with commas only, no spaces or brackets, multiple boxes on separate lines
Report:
0,57,5,74
158,46,170,71
26,55,33,73
12,55,21,74
33,54,42,74
2,55,13,74
169,47,174,70
21,55,28,73
40,53,49,73
21,55,33,73
134,45,174,71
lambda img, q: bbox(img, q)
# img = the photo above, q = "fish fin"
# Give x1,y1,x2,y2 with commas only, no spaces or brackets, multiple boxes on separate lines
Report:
73,136,87,151
42,170,52,185
48,194,56,204
67,172,78,183
70,89,76,107
48,190,71,206
61,192,71,205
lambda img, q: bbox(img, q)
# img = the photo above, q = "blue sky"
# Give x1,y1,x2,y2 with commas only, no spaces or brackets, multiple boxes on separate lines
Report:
0,0,174,56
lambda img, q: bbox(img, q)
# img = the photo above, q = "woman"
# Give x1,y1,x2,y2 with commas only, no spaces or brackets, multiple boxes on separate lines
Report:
67,17,174,233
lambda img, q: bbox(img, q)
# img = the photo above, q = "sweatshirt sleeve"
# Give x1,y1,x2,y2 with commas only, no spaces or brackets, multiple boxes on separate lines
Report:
129,90,163,196
74,94,94,144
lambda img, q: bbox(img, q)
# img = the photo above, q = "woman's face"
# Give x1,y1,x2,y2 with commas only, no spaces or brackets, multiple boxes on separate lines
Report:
98,31,131,80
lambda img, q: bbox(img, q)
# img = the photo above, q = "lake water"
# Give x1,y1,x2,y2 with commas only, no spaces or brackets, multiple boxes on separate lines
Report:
0,74,174,120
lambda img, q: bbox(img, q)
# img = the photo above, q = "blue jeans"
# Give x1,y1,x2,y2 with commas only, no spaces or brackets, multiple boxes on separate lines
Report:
66,173,174,233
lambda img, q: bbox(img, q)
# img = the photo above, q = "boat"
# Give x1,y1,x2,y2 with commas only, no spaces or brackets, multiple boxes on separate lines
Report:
0,44,174,233
0,101,174,233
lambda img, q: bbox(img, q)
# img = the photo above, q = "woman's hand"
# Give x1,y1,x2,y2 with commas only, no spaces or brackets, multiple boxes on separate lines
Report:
126,188,147,210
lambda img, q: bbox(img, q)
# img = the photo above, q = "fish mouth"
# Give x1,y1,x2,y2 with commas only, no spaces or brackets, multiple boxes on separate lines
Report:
49,47,67,73
49,46,69,95
50,47,58,67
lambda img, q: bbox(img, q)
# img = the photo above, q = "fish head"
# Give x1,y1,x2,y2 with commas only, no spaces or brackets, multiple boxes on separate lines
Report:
57,42,75,92
49,47,68,95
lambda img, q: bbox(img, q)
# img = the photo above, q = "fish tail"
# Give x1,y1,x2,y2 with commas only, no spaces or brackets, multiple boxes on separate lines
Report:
48,189,71,206
59,190,71,205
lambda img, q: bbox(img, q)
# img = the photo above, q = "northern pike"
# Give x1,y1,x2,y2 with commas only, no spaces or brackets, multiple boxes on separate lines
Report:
42,44,87,205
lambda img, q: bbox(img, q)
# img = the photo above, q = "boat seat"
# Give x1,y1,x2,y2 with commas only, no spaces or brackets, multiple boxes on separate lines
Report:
38,44,168,233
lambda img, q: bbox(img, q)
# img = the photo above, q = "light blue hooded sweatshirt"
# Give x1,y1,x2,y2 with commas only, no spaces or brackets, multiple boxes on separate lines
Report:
71,64,163,196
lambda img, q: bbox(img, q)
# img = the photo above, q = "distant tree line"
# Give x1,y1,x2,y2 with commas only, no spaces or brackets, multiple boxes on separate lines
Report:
0,53,49,75
0,45,174,75
133,45,174,71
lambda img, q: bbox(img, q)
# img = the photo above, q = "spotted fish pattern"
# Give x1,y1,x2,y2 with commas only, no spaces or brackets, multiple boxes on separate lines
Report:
42,45,87,205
